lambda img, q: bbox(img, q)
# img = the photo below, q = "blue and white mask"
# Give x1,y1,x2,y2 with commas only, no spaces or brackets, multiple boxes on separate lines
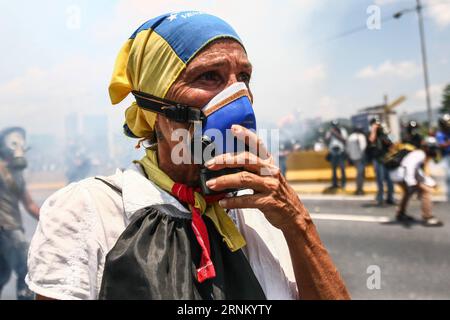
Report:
192,82,256,163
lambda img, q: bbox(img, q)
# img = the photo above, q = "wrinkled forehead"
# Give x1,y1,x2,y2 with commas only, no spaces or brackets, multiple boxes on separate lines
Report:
3,131,26,149
187,38,249,65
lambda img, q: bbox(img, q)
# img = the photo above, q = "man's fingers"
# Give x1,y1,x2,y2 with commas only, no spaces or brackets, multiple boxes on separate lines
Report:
218,194,266,209
206,171,268,193
231,124,271,160
205,152,279,176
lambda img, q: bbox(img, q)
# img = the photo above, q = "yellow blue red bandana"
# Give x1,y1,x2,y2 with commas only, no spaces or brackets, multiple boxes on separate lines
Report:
109,11,244,138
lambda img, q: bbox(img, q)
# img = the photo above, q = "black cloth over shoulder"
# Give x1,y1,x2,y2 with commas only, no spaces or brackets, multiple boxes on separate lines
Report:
98,204,266,300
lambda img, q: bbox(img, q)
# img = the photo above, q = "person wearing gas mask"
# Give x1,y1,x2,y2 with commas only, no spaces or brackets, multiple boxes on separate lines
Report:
26,12,349,300
0,127,40,300
389,137,443,226
367,117,395,206
403,120,423,149
325,120,348,190
436,113,450,201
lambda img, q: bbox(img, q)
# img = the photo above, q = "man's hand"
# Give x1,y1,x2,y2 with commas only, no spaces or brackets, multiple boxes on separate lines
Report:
205,125,307,232
204,125,350,300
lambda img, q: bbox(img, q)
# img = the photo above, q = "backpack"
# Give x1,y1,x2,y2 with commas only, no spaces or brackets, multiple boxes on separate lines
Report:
383,143,416,170
366,130,393,161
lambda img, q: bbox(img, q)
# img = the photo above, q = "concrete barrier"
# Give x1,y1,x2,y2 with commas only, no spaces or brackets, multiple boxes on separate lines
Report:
286,150,375,182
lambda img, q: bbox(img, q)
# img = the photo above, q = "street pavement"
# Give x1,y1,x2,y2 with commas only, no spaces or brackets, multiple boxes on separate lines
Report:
304,197,450,300
2,189,449,300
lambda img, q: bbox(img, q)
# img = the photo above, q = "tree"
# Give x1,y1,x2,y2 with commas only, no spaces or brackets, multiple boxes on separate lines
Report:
441,84,450,114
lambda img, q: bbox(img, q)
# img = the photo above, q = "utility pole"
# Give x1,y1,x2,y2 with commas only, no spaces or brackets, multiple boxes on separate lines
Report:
394,0,433,127
416,0,433,127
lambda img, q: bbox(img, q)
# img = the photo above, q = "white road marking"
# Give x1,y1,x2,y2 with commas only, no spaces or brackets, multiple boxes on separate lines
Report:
300,195,375,201
297,194,447,202
310,213,391,223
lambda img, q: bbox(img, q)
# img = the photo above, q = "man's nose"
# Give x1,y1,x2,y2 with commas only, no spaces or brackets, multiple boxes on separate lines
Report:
226,74,253,102
226,74,240,87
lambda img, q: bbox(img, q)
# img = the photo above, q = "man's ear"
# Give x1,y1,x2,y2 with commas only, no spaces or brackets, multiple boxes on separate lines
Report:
154,116,165,143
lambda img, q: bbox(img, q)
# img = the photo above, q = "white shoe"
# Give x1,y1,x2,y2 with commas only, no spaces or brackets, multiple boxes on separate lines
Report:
423,217,444,227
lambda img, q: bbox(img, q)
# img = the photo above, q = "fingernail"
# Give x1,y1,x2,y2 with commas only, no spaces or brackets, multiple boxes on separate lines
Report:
206,179,216,188
205,159,215,167
231,125,241,133
219,199,226,207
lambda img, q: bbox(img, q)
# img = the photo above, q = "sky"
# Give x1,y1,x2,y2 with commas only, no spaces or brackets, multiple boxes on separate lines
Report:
0,0,449,138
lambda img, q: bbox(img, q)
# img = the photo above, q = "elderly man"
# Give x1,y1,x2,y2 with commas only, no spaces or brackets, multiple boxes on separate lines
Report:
26,11,349,300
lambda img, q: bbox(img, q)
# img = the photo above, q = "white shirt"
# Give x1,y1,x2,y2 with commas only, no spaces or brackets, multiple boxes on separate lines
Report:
26,164,298,300
326,128,348,154
346,132,367,161
389,150,436,187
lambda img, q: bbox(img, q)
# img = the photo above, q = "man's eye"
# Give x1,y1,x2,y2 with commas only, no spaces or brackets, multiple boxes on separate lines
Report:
238,72,251,84
197,71,221,82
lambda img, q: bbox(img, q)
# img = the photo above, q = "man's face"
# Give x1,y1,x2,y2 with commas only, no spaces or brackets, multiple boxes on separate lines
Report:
166,39,252,108
154,39,253,185
1,130,28,169
158,38,252,138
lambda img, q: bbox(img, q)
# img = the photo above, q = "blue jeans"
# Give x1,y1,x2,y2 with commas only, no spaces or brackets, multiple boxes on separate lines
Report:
353,159,366,192
0,228,31,299
373,159,394,203
279,156,287,177
445,156,450,201
330,153,346,188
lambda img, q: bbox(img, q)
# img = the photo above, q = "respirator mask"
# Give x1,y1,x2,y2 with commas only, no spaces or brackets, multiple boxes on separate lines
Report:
132,82,256,195
0,128,28,170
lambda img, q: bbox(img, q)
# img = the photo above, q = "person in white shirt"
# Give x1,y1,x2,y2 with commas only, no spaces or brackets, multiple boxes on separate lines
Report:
26,12,349,300
325,120,348,189
346,126,367,195
389,137,443,226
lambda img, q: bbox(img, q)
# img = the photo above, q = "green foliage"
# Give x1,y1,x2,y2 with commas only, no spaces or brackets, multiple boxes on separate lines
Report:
441,84,450,114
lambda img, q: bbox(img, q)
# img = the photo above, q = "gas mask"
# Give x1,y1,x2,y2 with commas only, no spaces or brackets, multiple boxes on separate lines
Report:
132,82,256,194
0,127,28,170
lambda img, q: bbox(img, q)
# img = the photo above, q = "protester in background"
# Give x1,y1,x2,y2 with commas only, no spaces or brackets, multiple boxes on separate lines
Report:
0,127,40,300
390,137,443,226
436,113,450,201
403,120,423,149
279,140,293,177
292,140,302,152
367,118,395,206
428,126,437,138
325,120,348,189
346,125,367,195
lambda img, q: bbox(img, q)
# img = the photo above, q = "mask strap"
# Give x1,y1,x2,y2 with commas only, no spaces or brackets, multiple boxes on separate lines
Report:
132,90,205,123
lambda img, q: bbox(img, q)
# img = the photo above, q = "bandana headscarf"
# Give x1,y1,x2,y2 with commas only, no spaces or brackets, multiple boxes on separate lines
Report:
109,12,247,283
109,11,244,138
